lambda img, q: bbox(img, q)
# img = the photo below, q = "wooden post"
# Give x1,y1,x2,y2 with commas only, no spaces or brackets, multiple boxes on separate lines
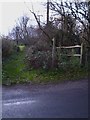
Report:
85,46,88,66
80,43,83,65
72,48,74,55
52,38,56,68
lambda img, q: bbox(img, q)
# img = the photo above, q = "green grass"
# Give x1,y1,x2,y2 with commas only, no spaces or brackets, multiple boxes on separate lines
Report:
2,51,88,85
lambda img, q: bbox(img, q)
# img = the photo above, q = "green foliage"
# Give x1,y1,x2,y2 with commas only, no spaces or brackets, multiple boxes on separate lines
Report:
57,46,81,71
2,52,25,85
2,50,87,85
58,54,81,71
2,41,88,85
70,56,80,68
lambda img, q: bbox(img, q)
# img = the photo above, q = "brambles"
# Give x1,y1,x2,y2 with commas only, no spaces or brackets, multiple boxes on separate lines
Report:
25,45,53,70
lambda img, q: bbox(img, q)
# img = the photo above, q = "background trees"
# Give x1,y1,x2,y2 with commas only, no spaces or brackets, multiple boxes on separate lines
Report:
3,0,89,68
2,1,89,85
49,0,89,45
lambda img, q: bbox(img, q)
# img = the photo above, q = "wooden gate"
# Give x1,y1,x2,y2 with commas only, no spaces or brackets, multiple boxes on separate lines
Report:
56,44,83,64
52,38,83,67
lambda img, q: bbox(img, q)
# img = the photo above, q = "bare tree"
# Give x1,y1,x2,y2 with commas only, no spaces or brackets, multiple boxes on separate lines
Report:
11,15,32,46
24,1,57,46
49,0,89,45
17,15,30,45
29,9,52,43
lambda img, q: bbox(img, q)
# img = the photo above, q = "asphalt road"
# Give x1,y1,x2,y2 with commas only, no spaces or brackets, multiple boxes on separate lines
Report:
2,79,88,118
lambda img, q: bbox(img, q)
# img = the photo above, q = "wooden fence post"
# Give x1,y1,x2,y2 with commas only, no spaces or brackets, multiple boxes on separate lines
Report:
80,43,83,65
52,38,56,68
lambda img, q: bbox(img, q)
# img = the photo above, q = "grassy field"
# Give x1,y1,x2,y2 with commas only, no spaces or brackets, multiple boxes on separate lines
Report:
2,51,88,85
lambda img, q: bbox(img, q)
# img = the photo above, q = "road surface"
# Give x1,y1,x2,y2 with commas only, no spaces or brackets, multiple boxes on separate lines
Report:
2,79,88,118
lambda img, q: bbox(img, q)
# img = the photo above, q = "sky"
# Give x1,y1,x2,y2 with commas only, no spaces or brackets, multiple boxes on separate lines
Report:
0,0,86,36
0,0,47,35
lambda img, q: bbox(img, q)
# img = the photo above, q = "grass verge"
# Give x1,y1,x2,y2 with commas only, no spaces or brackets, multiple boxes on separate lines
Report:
2,51,88,85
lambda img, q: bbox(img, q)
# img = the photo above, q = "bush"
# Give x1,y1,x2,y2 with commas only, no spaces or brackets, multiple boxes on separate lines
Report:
2,38,16,58
70,56,80,68
25,45,52,69
58,54,81,71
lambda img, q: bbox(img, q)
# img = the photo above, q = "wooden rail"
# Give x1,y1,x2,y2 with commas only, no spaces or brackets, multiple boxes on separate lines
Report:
52,38,83,67
56,44,83,64
56,45,81,49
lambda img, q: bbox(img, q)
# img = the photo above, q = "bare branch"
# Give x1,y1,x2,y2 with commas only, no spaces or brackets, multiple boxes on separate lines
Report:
24,2,52,44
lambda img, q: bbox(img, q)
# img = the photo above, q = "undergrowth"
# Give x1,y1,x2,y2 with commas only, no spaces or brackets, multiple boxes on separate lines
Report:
2,51,88,85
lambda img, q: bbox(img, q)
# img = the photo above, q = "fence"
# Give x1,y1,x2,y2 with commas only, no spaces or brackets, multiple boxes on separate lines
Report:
56,44,83,64
52,38,83,67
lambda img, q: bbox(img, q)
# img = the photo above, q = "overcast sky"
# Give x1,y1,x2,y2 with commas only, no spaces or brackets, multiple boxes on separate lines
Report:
0,0,48,35
0,0,86,36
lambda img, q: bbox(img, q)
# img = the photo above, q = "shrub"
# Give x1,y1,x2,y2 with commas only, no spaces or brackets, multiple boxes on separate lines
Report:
25,45,52,69
2,38,16,58
58,54,81,71
70,56,80,66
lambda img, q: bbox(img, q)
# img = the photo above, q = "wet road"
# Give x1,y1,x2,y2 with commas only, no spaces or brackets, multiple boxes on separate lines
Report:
2,79,88,118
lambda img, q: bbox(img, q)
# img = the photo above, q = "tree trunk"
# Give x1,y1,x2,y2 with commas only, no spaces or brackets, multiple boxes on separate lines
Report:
47,0,49,25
